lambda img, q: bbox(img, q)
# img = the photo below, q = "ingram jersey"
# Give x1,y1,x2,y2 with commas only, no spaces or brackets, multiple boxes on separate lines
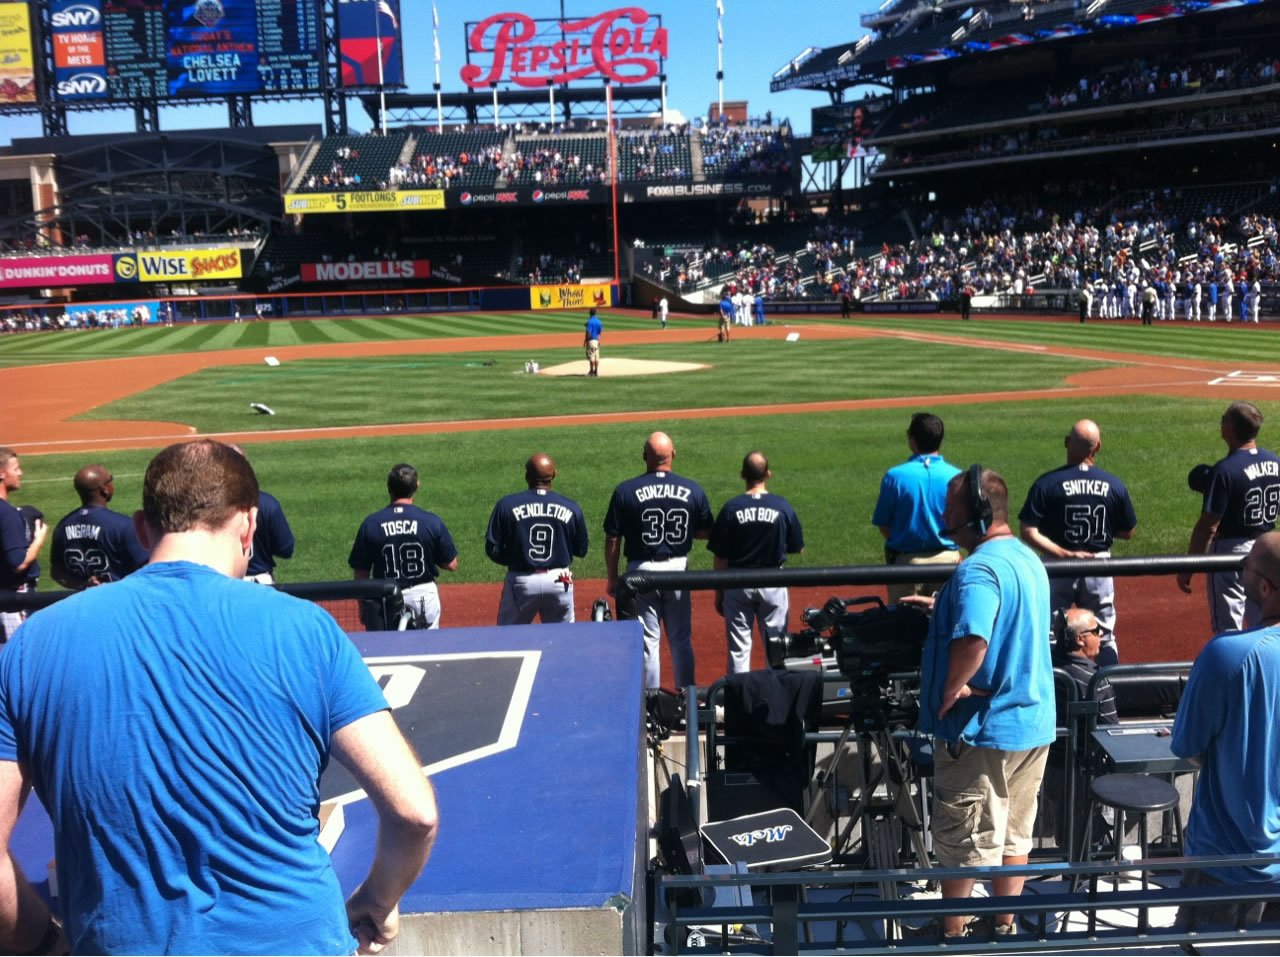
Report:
1204,446,1280,539
51,505,148,585
348,503,457,588
1018,463,1137,553
708,491,804,568
486,488,589,571
604,470,713,562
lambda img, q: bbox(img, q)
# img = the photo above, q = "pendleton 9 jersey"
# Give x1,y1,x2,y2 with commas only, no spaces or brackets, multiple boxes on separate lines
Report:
485,488,588,571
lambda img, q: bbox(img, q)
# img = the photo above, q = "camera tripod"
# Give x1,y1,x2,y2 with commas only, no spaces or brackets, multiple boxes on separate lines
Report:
806,709,932,895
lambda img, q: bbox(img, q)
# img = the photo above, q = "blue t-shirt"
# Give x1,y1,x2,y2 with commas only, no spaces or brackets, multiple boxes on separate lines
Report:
603,471,713,562
0,562,387,954
0,499,37,589
1018,462,1137,553
1172,624,1280,884
918,536,1056,750
585,315,602,340
248,490,295,577
348,503,458,587
719,296,733,319
708,491,804,568
50,505,148,585
485,487,588,572
1204,446,1280,539
871,454,960,553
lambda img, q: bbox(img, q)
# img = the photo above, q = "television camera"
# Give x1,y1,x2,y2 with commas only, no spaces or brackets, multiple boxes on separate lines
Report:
766,596,929,731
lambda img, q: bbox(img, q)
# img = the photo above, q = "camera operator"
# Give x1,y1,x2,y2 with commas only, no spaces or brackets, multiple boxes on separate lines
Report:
901,466,1055,939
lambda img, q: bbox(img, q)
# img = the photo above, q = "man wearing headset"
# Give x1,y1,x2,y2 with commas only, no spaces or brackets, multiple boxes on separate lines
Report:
902,466,1055,940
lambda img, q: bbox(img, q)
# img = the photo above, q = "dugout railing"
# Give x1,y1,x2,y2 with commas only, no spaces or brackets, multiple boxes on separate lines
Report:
0,579,403,635
656,854,1280,954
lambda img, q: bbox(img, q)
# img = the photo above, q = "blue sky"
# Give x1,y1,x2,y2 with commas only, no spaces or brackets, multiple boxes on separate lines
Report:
2,0,863,145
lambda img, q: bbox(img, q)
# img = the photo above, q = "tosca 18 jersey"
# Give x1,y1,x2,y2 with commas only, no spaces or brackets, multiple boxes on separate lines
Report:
348,503,457,588
604,471,713,562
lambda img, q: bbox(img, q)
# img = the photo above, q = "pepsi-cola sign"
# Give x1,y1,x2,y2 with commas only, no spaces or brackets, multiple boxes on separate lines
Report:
461,7,666,89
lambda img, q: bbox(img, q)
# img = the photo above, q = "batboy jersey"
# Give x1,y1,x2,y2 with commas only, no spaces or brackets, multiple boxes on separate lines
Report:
486,488,588,571
1204,447,1280,539
604,471,713,562
348,503,457,588
708,491,805,568
51,505,148,584
1019,463,1137,553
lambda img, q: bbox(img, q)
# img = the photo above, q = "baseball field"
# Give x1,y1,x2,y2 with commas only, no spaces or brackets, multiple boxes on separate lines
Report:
5,308,1279,682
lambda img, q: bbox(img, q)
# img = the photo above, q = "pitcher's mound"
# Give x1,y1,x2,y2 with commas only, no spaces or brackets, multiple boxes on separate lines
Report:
538,357,709,377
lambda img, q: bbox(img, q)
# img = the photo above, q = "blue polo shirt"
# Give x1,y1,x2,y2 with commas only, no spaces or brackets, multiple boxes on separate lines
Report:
871,454,960,553
585,315,602,340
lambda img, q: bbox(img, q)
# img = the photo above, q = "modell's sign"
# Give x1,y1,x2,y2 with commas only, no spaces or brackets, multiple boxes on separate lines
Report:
461,7,666,88
301,260,431,282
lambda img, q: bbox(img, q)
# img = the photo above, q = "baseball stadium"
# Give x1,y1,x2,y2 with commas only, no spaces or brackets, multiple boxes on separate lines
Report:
3,0,1280,953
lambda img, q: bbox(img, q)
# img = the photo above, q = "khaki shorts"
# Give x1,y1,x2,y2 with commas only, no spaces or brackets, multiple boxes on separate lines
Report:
931,740,1049,867
585,339,600,362
885,548,960,603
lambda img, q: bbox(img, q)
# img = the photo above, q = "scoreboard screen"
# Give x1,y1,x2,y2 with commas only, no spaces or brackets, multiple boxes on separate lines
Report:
52,0,321,102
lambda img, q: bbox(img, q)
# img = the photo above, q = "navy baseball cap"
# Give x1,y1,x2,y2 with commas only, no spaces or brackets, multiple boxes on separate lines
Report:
1187,464,1213,494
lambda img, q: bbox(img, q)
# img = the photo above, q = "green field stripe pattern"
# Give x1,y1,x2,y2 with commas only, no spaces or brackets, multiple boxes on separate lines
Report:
78,338,1109,434
0,311,665,366
852,316,1280,364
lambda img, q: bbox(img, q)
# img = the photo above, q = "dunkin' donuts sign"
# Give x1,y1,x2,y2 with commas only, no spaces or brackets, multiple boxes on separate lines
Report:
461,7,667,88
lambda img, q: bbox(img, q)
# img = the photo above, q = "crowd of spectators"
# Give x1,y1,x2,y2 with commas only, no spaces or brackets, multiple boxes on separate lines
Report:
639,185,1280,309
700,125,793,178
502,146,608,186
388,146,504,189
1045,56,1280,113
617,129,691,180
1,304,153,333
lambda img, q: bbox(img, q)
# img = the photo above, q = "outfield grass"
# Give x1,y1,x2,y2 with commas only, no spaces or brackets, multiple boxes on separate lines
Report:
3,310,1278,367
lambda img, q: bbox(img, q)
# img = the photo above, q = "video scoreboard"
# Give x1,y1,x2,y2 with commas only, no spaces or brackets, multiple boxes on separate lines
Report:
51,0,322,101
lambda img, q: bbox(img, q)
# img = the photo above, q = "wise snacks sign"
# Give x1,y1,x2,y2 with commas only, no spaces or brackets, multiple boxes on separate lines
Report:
461,7,666,88
114,249,243,283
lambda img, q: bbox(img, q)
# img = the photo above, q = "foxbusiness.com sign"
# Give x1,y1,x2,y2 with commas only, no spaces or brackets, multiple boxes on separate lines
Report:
623,181,780,202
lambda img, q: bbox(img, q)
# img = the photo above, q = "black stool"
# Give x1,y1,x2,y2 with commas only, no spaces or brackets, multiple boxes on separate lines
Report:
1081,773,1183,889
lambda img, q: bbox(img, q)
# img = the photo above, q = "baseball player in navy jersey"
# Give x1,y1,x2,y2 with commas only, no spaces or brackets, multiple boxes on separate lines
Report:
0,449,45,641
230,446,295,585
604,431,714,689
1179,401,1280,632
349,463,458,630
708,452,804,676
486,453,589,625
1018,420,1137,666
50,465,148,590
